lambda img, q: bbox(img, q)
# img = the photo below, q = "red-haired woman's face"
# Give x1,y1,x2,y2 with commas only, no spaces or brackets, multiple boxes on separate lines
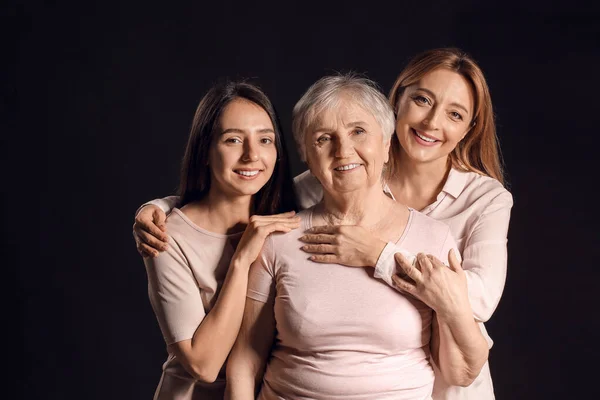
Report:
208,98,278,199
395,68,474,166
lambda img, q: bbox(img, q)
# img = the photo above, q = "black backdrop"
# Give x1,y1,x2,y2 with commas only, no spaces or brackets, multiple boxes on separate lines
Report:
7,1,599,399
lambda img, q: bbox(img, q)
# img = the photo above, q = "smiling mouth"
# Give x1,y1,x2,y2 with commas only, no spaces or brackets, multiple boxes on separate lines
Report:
412,128,439,143
234,170,261,177
334,163,362,171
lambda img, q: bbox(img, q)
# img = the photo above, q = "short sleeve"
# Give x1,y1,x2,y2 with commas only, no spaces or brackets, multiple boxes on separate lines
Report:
373,243,416,287
246,236,276,303
144,238,205,344
438,227,461,266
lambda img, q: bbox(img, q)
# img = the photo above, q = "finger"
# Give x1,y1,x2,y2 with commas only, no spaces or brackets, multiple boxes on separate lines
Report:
261,222,299,235
392,274,416,293
138,242,160,258
416,253,434,273
137,229,169,252
152,209,168,232
250,212,299,222
304,225,337,234
426,254,446,269
298,233,336,244
448,248,463,273
135,218,169,242
395,252,422,283
249,218,301,229
301,244,337,254
307,254,338,263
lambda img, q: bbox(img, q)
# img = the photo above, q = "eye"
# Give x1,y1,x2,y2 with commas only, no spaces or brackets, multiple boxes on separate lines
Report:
354,128,366,135
316,135,331,144
450,111,463,121
225,137,242,144
412,95,431,106
260,137,274,144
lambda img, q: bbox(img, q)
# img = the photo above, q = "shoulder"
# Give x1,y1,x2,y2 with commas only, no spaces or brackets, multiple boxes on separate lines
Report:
457,170,513,209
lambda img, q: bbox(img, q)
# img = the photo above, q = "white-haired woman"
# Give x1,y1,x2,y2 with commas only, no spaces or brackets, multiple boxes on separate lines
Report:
224,74,488,399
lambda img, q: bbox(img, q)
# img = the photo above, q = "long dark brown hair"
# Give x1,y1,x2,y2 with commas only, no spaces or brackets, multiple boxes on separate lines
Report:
178,80,297,214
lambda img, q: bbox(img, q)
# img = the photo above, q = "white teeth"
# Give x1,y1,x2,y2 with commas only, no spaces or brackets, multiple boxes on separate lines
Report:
414,130,437,142
236,170,259,176
335,163,361,171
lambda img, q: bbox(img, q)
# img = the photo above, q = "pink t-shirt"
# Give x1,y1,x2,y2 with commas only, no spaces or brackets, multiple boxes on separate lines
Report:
294,168,513,400
247,207,457,400
144,208,243,400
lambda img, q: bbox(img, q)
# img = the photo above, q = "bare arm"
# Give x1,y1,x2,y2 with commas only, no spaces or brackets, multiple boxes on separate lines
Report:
393,250,488,387
430,309,489,387
225,297,276,400
146,213,298,383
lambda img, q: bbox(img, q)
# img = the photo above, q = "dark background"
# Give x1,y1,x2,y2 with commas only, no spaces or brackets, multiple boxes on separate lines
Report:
6,1,599,399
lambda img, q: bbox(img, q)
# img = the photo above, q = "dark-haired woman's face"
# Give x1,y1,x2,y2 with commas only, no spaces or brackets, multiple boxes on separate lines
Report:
395,68,473,166
208,99,278,198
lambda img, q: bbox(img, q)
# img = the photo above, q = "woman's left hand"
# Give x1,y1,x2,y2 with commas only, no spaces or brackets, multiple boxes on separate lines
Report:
392,250,472,320
299,225,387,267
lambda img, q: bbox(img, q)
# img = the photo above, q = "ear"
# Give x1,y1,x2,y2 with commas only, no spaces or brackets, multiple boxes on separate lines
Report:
383,138,392,164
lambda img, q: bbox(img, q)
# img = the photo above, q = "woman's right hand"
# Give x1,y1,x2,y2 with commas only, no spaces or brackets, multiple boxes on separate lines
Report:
133,205,170,258
232,211,301,268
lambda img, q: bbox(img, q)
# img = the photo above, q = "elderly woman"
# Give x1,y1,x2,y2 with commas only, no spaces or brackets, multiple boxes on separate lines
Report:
224,74,488,400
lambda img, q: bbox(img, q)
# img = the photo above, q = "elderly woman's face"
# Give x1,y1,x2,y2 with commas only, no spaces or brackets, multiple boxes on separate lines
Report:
304,96,390,195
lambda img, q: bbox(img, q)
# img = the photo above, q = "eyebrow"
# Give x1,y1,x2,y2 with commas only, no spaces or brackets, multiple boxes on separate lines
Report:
312,121,369,134
414,88,470,115
221,128,275,135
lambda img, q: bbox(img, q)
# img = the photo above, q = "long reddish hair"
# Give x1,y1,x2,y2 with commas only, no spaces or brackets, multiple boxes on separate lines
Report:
387,48,505,185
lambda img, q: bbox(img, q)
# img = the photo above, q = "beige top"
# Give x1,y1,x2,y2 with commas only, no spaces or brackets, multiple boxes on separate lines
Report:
247,207,457,400
144,208,243,400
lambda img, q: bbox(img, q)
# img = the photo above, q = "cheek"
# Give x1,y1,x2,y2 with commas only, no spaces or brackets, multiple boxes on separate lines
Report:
445,127,467,144
265,147,278,169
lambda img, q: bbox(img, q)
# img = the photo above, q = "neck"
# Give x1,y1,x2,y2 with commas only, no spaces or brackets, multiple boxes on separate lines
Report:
391,153,450,204
196,188,253,233
320,182,391,227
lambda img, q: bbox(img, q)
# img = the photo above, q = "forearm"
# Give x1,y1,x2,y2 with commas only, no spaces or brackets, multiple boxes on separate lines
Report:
463,258,507,322
226,298,274,399
186,260,250,381
136,195,180,216
434,311,489,386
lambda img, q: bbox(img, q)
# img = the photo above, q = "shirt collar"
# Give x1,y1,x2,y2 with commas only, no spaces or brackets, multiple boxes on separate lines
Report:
383,168,470,200
442,168,469,198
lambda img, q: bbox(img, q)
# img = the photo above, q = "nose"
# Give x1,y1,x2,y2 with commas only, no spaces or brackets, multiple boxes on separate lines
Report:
334,136,354,159
422,105,442,130
242,140,259,162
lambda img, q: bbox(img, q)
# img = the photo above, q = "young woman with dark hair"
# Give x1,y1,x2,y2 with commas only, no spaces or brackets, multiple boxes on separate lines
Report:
143,80,298,399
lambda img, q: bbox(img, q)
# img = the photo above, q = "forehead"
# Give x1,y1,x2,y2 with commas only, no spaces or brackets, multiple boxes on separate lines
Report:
313,96,378,128
410,68,474,110
219,99,273,128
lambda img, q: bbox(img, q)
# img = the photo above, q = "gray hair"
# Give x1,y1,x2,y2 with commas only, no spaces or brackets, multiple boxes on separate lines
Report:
292,72,395,161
